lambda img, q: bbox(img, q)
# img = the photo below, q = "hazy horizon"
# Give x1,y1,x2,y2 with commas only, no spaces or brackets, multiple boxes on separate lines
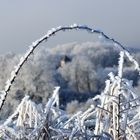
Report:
0,0,140,54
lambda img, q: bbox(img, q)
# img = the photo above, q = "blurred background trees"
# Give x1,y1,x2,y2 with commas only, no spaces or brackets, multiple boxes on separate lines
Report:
0,42,139,120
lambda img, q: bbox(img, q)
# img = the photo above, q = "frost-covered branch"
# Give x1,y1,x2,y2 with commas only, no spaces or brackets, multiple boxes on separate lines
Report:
0,24,140,111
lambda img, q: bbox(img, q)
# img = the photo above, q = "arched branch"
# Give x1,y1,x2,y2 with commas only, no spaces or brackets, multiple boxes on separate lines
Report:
0,24,139,111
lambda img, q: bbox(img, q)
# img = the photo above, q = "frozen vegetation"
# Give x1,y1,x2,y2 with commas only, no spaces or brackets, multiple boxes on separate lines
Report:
0,24,140,139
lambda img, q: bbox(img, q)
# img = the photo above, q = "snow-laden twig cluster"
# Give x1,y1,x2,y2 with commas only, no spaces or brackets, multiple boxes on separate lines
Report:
0,86,113,139
0,24,140,139
0,51,140,139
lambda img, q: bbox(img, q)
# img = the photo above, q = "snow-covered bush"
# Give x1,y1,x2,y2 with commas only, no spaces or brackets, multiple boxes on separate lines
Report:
0,24,140,139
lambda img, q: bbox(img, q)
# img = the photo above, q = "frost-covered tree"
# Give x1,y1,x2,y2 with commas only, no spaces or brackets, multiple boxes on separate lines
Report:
0,42,139,120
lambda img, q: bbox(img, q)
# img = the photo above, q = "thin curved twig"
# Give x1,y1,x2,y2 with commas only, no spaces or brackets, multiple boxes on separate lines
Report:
0,24,139,111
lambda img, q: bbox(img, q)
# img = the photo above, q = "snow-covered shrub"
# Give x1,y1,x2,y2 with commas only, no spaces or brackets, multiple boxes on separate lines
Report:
0,24,140,139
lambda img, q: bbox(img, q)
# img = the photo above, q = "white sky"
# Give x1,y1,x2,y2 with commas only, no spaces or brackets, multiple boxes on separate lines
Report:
0,0,140,54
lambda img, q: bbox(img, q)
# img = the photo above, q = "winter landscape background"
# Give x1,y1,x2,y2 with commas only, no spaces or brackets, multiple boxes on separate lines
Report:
0,41,139,120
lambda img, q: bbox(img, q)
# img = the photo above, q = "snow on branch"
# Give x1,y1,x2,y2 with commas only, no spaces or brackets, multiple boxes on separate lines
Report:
118,51,125,78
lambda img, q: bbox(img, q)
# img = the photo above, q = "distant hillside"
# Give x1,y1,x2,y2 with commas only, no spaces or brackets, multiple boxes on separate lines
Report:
0,42,139,120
